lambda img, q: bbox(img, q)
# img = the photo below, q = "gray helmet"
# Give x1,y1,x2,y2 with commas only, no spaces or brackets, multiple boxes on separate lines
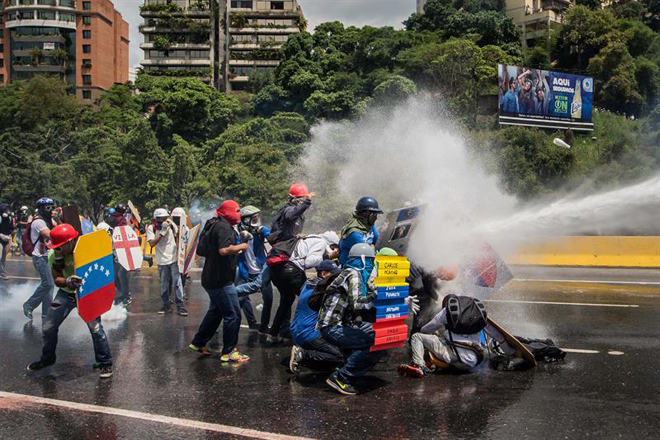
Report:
348,243,376,259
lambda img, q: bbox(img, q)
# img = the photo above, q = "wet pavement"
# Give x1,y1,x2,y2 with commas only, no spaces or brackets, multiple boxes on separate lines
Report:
1,258,659,439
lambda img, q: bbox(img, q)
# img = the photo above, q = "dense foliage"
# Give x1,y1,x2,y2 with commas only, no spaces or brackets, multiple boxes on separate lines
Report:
0,1,658,219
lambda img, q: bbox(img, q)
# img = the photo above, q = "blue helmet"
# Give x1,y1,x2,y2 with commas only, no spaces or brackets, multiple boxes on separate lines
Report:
36,197,54,206
356,197,383,214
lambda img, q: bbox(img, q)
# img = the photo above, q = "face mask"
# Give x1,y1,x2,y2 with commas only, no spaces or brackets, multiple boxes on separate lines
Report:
1,213,7,218
217,201,241,226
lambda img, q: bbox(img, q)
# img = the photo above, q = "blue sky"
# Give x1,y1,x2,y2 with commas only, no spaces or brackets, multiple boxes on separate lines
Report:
113,0,416,68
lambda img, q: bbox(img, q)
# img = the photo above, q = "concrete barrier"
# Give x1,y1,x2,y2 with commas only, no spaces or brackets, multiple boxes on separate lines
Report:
506,236,660,268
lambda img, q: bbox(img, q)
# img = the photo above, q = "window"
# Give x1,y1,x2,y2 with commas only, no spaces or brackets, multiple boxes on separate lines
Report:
270,1,284,10
38,11,56,20
60,0,75,6
83,16,91,25
38,0,56,5
59,12,75,22
18,11,34,20
190,50,209,59
83,44,91,53
0,59,3,68
0,45,3,53
82,1,91,10
82,90,92,100
82,74,91,85
231,1,253,8
82,30,91,39
82,58,91,68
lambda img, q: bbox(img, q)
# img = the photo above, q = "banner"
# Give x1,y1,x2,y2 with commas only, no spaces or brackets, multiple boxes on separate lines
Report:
498,64,594,131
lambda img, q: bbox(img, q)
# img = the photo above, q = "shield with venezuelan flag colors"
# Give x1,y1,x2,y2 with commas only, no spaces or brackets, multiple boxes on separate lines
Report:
74,230,115,323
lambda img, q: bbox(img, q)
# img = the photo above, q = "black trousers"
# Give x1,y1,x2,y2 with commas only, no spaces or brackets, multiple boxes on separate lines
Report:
269,262,306,337
300,336,345,371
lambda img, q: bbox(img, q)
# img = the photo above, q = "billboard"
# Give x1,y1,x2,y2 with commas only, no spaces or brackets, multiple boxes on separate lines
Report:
498,64,594,131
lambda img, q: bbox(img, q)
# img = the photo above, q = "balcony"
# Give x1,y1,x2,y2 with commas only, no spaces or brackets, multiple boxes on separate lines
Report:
12,34,66,43
228,74,249,82
140,42,210,50
140,58,211,67
12,63,65,72
229,26,299,34
229,59,279,67
229,42,283,50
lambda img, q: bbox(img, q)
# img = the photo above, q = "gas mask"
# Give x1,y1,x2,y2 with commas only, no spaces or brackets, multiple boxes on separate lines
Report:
240,214,261,233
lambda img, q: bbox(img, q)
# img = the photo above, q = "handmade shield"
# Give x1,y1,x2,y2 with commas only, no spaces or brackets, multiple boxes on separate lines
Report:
74,230,115,323
183,224,201,275
112,226,143,271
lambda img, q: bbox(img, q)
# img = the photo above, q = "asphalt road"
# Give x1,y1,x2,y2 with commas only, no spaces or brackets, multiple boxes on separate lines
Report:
1,258,659,439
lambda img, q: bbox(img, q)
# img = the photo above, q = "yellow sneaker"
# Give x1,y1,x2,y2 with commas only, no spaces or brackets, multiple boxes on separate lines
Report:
220,349,250,363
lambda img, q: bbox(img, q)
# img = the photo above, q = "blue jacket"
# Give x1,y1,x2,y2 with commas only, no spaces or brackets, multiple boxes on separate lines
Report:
237,226,270,281
291,277,321,345
338,225,379,266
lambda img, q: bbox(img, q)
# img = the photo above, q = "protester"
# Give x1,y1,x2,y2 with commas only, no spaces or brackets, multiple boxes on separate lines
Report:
267,231,340,343
398,294,515,378
16,206,31,255
22,198,56,320
339,197,383,266
106,204,132,306
106,203,128,229
170,207,190,294
268,183,314,245
0,204,13,280
26,224,113,378
236,205,273,333
147,208,187,316
289,259,345,374
189,200,250,363
317,243,382,396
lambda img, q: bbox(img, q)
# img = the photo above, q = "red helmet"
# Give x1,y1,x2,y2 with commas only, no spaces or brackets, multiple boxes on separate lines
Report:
289,183,309,198
47,224,79,249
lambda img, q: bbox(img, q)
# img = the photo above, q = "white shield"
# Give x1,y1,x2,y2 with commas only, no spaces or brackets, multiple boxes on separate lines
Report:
112,226,143,271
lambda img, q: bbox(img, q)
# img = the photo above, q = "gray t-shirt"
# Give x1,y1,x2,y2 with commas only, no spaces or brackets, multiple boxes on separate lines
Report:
30,218,49,257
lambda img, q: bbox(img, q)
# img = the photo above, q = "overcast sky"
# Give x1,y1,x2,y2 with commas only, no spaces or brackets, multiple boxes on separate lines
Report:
113,0,417,69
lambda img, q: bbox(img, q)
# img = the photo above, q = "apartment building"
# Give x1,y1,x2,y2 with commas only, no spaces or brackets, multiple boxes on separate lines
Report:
505,0,575,46
139,0,305,91
0,0,129,102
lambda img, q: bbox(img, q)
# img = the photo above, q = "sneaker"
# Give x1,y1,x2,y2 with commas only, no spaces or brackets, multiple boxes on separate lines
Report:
397,363,425,379
188,343,213,356
248,323,260,332
258,326,270,336
27,360,55,371
158,307,172,315
326,371,357,396
266,335,283,344
177,308,189,316
99,365,113,378
124,296,133,306
23,305,33,320
220,349,250,363
289,345,303,374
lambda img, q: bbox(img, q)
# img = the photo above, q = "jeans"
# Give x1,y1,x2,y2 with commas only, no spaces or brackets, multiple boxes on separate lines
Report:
300,336,345,371
192,284,241,355
114,262,130,304
41,289,112,366
236,267,274,331
24,255,54,315
321,323,383,382
158,263,184,310
0,239,8,277
269,263,306,337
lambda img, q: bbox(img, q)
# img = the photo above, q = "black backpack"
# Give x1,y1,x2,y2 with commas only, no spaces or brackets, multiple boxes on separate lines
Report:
266,206,286,245
266,236,302,267
444,295,488,335
308,273,342,312
196,218,220,257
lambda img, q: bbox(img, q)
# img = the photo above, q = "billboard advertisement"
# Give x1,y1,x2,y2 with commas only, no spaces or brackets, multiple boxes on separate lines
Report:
498,64,594,131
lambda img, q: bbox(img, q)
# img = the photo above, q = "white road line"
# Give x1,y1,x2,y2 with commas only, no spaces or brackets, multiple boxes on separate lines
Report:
0,391,315,440
561,348,601,354
513,278,660,286
485,299,640,308
5,276,40,281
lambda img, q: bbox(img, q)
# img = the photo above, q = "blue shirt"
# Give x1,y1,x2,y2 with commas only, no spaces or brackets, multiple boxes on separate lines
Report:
291,278,321,345
338,225,379,266
502,90,518,113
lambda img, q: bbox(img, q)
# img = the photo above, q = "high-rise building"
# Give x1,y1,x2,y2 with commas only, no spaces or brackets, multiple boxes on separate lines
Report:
416,0,426,14
505,0,575,46
139,0,305,92
0,0,130,103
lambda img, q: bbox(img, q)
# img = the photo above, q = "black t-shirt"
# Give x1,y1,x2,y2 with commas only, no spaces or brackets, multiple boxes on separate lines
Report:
201,218,237,289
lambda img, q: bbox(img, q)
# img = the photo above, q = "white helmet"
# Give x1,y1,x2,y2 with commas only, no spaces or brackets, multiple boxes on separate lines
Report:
20,206,28,211
171,207,186,217
97,222,111,232
153,208,169,219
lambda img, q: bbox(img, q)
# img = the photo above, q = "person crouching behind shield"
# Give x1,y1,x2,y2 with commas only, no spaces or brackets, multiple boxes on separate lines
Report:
27,224,113,378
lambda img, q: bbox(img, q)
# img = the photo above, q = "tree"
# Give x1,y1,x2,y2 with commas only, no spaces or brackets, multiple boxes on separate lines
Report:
556,6,617,71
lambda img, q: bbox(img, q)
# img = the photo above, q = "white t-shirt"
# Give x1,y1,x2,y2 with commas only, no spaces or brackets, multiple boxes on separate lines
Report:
147,224,177,266
243,238,262,275
30,218,50,257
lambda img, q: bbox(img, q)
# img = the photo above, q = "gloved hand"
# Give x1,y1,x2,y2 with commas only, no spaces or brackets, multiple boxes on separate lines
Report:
239,230,253,244
159,220,171,236
406,295,420,315
65,276,83,290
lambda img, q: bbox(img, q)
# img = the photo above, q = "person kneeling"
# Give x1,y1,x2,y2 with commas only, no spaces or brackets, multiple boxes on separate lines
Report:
399,294,514,378
289,260,345,374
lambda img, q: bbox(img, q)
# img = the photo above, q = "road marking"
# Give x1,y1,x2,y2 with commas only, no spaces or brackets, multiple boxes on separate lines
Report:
561,348,600,354
513,278,660,286
5,276,40,281
486,299,639,308
0,391,315,440
608,351,625,356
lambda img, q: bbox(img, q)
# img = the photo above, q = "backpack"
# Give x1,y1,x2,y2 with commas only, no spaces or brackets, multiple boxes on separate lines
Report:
515,336,566,363
308,273,342,312
444,295,488,335
22,216,44,257
266,236,302,267
266,206,286,245
196,218,220,257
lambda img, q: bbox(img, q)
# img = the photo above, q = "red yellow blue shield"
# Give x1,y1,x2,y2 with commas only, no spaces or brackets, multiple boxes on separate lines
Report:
74,230,115,323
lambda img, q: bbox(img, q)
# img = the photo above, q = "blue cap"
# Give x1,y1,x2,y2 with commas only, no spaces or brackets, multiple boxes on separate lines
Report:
317,260,340,275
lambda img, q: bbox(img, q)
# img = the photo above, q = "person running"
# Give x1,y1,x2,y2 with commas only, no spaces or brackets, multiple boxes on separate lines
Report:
189,200,250,363
23,198,56,320
317,243,382,396
339,197,383,266
26,224,113,378
267,231,340,344
288,259,345,374
268,183,314,245
236,205,273,333
0,203,13,280
147,208,187,316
